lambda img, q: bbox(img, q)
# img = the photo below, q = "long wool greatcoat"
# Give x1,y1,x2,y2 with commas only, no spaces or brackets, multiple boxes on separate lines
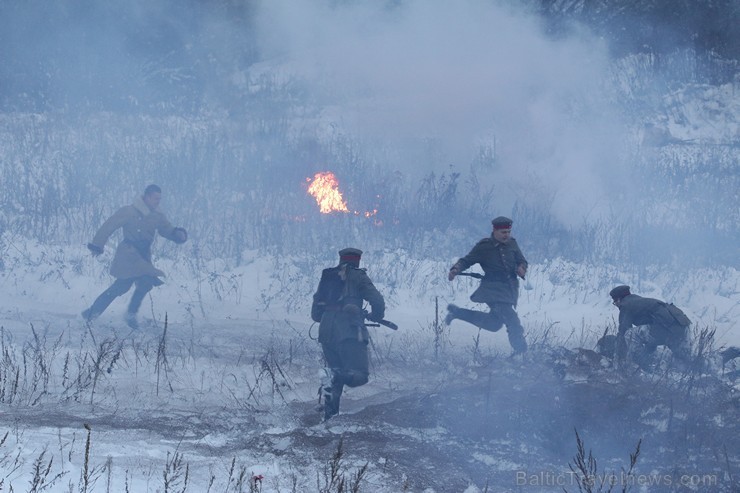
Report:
616,294,691,337
90,196,184,280
453,236,528,306
615,293,691,361
311,265,385,344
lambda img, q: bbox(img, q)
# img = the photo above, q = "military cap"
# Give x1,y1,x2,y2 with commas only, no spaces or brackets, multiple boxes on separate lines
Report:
491,216,513,230
338,247,363,266
609,285,631,300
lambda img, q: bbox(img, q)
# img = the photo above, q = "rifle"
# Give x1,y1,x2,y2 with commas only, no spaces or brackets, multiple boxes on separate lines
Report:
458,272,484,279
458,272,527,280
457,271,532,289
363,310,398,330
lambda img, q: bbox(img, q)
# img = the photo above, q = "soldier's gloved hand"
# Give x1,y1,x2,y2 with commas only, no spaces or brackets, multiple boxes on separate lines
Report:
87,243,103,256
517,265,527,279
448,266,459,281
172,227,188,244
367,311,384,322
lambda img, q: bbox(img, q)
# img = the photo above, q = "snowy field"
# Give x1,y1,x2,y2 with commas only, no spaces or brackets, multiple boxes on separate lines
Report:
1,2,738,491
0,240,738,492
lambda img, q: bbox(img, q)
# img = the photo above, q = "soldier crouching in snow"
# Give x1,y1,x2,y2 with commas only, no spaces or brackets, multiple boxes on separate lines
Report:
609,285,692,367
445,216,528,354
82,184,188,329
311,248,385,421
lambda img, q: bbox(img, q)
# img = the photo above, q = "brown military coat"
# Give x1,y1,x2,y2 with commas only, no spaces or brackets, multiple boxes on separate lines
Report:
91,196,183,279
453,236,528,305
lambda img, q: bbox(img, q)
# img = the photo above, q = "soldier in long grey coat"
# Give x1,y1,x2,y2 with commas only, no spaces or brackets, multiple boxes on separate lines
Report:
311,248,385,420
609,285,691,366
82,184,188,329
446,216,528,353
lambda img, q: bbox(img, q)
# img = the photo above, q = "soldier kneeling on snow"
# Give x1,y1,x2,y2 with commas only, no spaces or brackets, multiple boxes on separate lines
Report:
609,285,692,367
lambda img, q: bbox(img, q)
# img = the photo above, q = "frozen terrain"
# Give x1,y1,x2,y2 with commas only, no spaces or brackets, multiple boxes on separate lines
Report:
0,241,738,492
1,1,738,491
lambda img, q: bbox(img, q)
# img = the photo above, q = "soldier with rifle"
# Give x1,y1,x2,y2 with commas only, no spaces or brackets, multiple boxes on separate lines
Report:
446,216,528,354
311,248,387,420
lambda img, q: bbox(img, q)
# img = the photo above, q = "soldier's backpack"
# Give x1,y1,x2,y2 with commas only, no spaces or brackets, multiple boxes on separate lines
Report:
315,267,345,305
665,303,691,327
311,267,346,322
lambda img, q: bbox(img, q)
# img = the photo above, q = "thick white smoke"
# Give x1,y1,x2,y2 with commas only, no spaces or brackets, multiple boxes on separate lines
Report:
254,0,631,226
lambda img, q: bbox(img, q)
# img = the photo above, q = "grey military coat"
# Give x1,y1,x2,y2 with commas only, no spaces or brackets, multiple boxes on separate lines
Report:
453,236,528,305
312,265,385,344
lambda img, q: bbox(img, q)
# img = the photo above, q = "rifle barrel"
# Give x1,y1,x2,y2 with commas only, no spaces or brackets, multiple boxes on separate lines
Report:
363,310,398,330
458,272,483,279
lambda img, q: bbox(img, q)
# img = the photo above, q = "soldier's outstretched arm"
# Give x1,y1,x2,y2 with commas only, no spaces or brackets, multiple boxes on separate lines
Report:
450,240,488,281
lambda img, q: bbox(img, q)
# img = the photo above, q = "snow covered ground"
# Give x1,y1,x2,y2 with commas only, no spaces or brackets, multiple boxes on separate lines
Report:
1,1,738,490
0,239,737,492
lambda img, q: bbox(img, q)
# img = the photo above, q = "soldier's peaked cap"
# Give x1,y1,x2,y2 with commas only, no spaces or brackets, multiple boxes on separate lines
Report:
338,248,363,265
491,216,513,229
609,285,631,300
338,247,362,257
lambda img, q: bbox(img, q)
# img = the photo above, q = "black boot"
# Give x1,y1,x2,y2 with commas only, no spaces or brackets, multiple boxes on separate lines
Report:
323,370,344,421
445,304,459,326
508,331,528,354
81,308,98,323
124,311,139,330
318,368,332,408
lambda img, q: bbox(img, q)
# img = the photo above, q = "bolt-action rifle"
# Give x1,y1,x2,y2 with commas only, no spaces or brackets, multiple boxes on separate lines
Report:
457,271,533,290
457,272,484,279
363,310,398,330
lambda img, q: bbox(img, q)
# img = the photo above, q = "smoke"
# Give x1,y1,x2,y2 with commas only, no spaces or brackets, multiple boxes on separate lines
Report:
0,0,636,228
0,0,254,112
253,0,630,226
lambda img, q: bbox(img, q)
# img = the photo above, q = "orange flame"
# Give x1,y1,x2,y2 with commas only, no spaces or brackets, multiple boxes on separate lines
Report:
305,172,384,225
306,172,349,213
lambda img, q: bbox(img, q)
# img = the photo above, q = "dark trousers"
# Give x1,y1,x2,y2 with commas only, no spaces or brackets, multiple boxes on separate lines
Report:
454,302,527,352
86,276,159,318
322,339,370,387
321,339,370,417
636,324,690,363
